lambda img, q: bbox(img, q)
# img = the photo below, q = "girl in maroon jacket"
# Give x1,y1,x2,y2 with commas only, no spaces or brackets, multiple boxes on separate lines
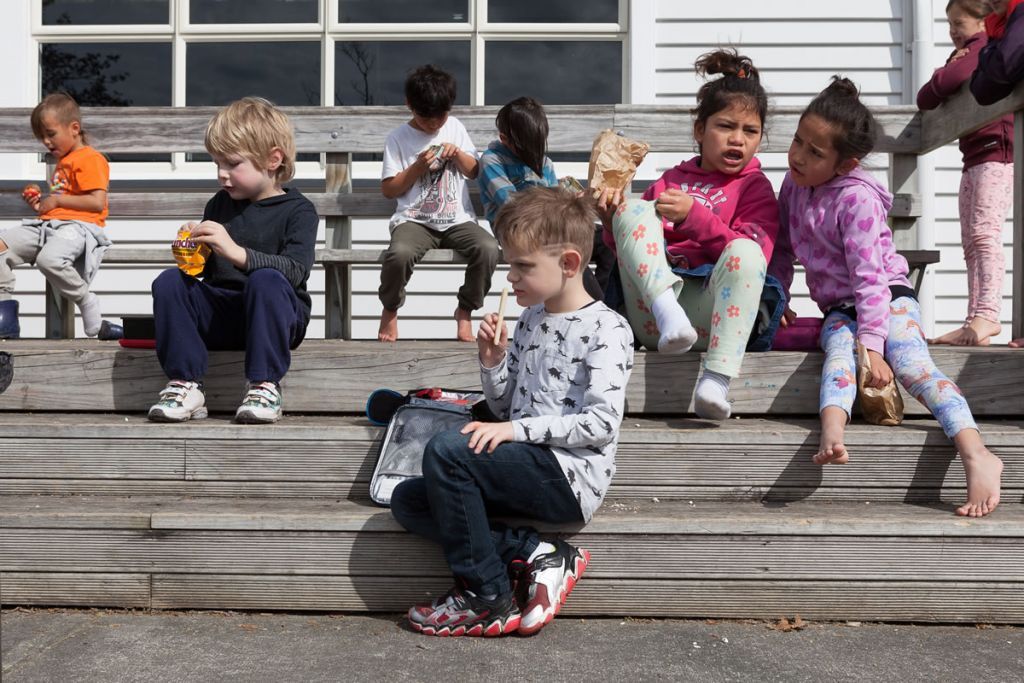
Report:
920,0,1014,347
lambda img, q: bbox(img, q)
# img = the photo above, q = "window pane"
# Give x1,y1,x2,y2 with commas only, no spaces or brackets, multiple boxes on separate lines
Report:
43,0,168,25
485,41,621,105
41,42,172,106
334,41,470,106
488,0,617,23
186,42,321,106
338,0,468,23
190,0,318,24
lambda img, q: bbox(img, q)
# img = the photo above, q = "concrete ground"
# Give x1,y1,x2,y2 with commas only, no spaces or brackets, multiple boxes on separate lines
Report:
2,609,1021,682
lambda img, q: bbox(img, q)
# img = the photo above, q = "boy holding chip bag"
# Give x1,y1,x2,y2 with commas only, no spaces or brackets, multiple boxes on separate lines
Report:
148,97,317,424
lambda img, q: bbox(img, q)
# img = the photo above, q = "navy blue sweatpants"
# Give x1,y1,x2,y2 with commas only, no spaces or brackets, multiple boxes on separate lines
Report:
152,268,307,383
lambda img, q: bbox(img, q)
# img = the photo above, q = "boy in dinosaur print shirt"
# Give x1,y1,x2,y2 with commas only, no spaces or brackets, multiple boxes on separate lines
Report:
390,187,633,638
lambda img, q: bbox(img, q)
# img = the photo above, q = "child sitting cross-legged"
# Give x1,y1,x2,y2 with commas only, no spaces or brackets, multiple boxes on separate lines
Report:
390,186,634,637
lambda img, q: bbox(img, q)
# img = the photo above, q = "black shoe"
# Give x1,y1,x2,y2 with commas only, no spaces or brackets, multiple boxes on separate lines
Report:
408,586,521,637
98,320,124,341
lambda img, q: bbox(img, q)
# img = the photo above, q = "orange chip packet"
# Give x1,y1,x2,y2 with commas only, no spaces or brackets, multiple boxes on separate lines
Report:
587,129,650,195
172,223,211,277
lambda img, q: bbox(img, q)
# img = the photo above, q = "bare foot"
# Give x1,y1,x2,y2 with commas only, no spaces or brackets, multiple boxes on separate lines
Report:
378,309,398,342
930,318,1000,346
455,308,474,342
1009,337,1024,349
814,406,850,465
956,446,1003,518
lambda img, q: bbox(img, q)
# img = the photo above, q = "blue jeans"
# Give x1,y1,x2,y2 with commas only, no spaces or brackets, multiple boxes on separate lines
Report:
390,429,584,597
152,268,307,383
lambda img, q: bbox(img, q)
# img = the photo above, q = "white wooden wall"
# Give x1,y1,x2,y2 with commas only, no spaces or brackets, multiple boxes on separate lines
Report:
1,1,1012,341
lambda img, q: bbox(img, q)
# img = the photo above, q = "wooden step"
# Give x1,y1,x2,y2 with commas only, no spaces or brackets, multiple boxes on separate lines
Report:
2,495,1021,622
2,340,1023,417
1,414,1021,504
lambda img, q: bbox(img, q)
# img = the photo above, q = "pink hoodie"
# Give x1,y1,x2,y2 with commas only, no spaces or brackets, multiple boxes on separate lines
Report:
769,168,911,355
603,156,779,269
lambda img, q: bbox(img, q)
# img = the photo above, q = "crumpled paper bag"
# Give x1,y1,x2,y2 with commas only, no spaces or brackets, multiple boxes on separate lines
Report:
587,129,650,194
856,341,904,426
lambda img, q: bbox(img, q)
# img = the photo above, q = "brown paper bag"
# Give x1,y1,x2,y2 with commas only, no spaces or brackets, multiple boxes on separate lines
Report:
587,129,650,194
856,341,903,426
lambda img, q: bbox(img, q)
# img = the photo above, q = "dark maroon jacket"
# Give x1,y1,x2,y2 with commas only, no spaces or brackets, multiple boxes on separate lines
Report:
971,2,1024,105
919,32,1013,170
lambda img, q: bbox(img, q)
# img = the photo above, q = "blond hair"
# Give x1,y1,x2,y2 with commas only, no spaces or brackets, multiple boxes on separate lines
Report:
494,186,596,264
31,92,86,143
205,97,296,183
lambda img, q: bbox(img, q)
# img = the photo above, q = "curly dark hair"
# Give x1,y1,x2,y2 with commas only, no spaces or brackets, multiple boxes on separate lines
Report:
405,64,457,118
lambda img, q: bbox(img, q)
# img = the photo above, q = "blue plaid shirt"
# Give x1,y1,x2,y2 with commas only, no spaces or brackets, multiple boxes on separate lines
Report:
477,140,558,224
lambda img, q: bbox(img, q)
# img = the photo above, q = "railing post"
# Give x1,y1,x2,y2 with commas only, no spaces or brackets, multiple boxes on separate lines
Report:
890,151,934,330
1014,111,1023,340
325,152,353,340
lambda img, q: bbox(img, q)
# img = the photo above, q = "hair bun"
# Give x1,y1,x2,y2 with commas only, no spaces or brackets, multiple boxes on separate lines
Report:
695,48,760,83
825,76,860,98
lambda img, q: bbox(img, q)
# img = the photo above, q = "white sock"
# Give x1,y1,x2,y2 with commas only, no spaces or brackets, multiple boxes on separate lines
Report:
650,288,697,353
527,541,556,564
78,292,101,337
695,369,732,420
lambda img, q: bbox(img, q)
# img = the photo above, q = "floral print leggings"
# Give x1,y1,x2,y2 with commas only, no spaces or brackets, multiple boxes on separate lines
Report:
611,199,766,378
820,296,978,439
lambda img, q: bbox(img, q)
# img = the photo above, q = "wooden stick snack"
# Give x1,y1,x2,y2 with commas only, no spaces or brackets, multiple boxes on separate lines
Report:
493,287,508,346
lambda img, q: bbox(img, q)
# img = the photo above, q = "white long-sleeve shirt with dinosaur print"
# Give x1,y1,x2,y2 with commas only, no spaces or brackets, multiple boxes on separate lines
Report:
480,301,634,522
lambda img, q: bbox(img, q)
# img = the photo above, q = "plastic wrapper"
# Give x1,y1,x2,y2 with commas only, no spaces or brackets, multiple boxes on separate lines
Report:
856,341,904,426
587,129,650,194
172,223,211,277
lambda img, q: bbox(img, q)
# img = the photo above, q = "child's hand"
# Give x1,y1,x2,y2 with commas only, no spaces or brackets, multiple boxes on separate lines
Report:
438,143,460,160
191,220,247,267
595,187,623,229
865,349,894,389
780,307,797,328
477,312,508,368
655,189,694,223
950,47,969,62
33,195,59,215
461,420,515,454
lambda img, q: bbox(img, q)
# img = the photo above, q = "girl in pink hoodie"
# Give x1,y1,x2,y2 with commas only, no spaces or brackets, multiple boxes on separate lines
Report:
769,78,1002,518
597,49,781,420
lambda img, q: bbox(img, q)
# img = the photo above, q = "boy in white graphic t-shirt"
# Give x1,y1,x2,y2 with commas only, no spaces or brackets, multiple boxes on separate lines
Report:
378,64,499,343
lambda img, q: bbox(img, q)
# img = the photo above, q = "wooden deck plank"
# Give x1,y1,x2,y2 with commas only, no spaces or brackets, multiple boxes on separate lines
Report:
0,573,150,608
149,575,1024,622
2,342,1023,416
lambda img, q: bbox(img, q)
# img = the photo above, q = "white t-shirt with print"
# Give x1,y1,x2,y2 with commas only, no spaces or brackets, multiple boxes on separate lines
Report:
381,116,478,232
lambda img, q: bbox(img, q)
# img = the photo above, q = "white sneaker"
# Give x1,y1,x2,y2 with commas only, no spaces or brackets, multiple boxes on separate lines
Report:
148,380,207,422
79,292,102,337
235,381,282,423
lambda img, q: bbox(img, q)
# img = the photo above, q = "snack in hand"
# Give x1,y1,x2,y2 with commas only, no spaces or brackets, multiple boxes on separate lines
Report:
559,176,586,194
172,223,211,277
587,129,650,196
425,144,444,171
21,183,42,204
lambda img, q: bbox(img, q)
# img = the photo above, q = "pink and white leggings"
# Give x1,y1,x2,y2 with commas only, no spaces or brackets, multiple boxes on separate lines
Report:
958,161,1013,323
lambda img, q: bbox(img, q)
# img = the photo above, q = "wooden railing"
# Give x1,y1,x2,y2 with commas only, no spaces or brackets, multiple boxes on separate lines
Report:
0,103,983,340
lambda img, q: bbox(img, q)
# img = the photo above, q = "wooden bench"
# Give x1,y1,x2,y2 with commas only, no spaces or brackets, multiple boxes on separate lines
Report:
0,104,937,339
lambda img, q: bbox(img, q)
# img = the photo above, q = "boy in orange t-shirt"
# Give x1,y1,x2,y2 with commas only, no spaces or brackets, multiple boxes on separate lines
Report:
0,93,117,339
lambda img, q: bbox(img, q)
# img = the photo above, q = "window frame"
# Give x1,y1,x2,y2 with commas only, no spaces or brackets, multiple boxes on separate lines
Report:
32,0,629,174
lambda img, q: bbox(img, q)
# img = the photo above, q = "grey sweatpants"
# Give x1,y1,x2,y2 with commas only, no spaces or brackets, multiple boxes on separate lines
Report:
0,221,91,303
378,220,499,312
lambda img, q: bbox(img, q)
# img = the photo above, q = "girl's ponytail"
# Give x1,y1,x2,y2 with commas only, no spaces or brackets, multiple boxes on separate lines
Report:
692,48,768,129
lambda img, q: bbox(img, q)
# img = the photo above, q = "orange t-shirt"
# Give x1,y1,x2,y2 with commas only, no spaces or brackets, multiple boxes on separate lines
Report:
41,145,110,227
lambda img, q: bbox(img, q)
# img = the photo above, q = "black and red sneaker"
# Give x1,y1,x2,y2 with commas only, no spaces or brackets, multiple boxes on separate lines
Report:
518,540,590,636
408,586,521,637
